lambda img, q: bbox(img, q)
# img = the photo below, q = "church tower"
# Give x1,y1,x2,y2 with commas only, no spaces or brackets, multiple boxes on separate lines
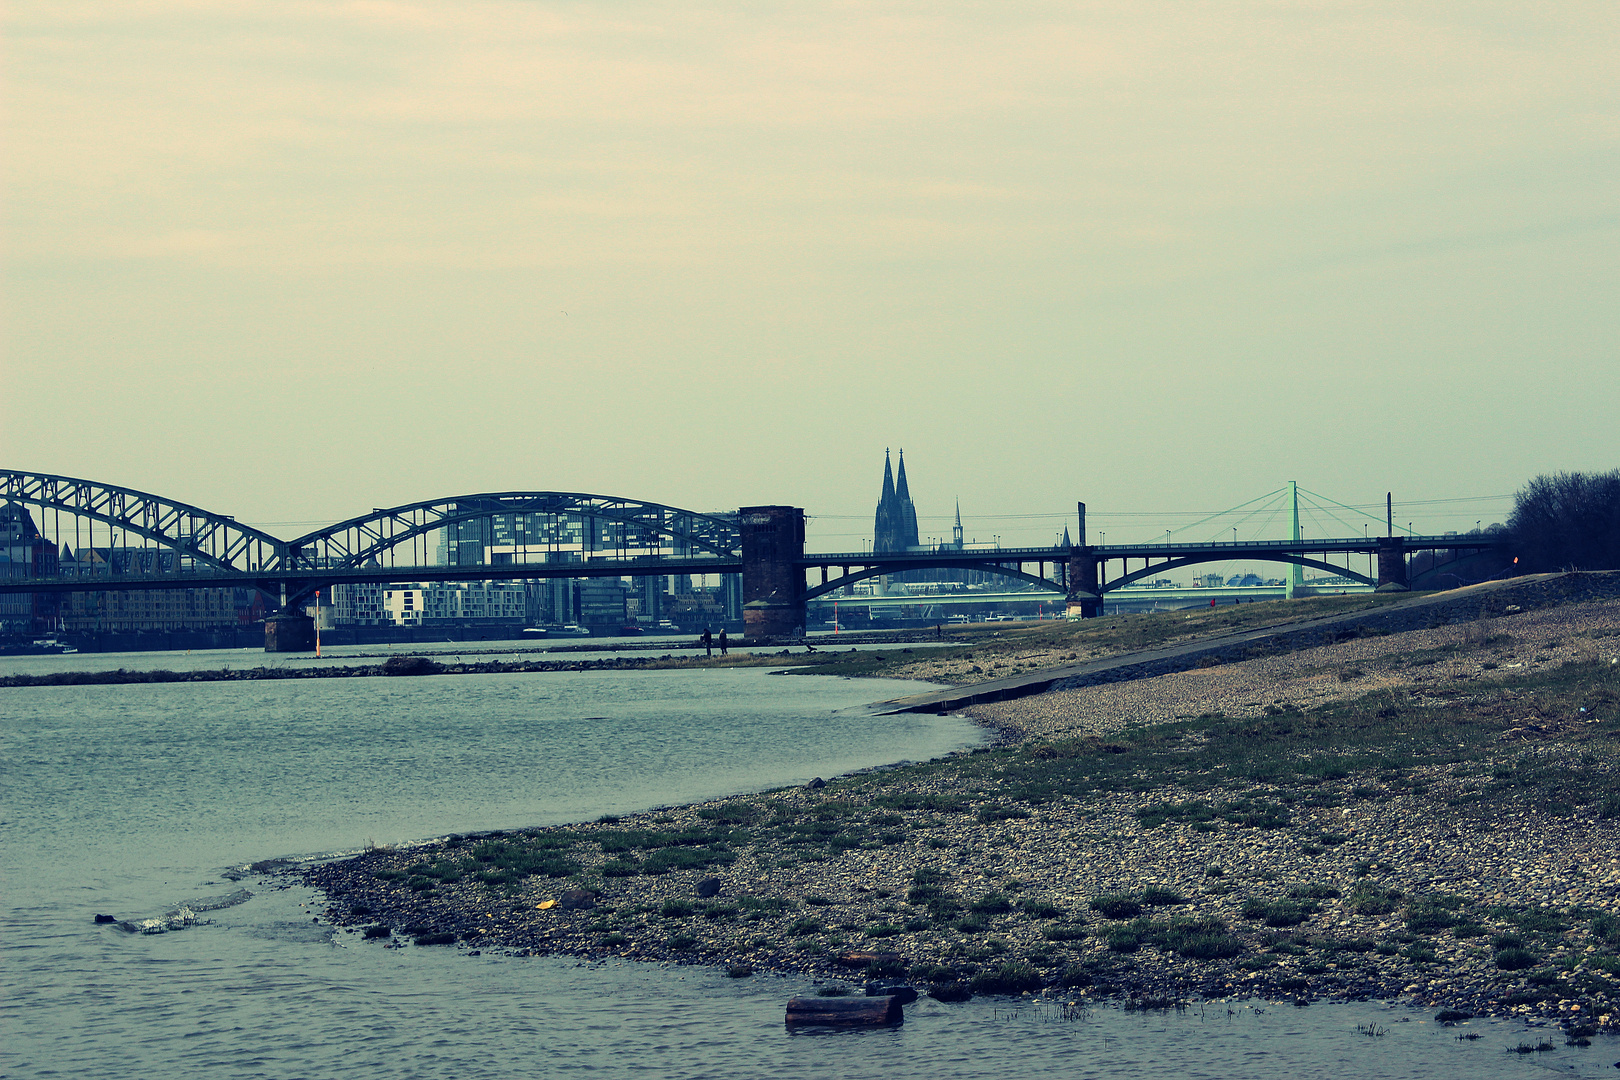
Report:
874,450,921,553
894,450,919,549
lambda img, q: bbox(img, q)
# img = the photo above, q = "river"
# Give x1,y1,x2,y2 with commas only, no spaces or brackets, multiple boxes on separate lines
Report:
2,657,1612,1078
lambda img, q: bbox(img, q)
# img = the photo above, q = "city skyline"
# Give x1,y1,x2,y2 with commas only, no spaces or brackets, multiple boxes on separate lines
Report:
5,3,1614,547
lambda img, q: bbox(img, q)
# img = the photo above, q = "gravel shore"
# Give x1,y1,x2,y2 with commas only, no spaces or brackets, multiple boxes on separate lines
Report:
961,598,1620,742
302,577,1620,1031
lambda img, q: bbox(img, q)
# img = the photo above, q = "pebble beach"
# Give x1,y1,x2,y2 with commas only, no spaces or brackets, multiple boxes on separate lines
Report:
303,574,1620,1032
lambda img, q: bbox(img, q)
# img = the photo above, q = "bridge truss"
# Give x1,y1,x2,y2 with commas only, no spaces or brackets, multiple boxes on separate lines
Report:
0,471,741,603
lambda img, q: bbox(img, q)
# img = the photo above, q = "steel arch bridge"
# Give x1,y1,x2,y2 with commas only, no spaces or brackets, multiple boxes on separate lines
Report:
796,543,1387,601
801,559,1065,600
1100,552,1375,590
0,470,741,587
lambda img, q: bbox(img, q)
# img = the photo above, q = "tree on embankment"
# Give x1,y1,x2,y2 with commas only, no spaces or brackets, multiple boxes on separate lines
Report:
1508,469,1620,572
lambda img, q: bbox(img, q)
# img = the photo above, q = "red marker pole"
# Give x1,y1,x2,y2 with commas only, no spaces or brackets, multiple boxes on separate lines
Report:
315,590,322,657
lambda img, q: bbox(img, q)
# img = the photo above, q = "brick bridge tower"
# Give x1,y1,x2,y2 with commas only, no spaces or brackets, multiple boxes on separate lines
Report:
1065,501,1102,618
740,505,805,640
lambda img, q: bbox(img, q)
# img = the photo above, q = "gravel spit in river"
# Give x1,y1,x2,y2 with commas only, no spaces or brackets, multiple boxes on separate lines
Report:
304,577,1620,1031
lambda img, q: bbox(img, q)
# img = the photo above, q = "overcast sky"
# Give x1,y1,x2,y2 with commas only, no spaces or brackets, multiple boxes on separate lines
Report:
5,1,1616,551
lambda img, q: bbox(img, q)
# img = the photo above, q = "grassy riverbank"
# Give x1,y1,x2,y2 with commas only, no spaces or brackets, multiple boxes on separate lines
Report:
302,577,1620,1033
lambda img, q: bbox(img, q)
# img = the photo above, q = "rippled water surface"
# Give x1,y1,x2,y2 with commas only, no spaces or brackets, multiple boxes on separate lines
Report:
3,665,1614,1078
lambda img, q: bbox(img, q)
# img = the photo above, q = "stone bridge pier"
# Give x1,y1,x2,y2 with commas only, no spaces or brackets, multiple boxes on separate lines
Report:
1065,550,1102,618
1375,537,1409,591
1064,502,1101,618
265,611,315,651
740,505,806,641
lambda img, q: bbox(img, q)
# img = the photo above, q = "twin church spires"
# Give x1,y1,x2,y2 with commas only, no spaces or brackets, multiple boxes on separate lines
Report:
874,449,920,553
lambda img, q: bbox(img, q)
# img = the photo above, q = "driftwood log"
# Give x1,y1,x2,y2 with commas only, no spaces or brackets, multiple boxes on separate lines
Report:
784,995,904,1027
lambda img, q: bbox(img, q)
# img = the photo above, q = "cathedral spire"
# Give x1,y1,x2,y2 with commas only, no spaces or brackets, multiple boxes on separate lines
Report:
881,449,895,503
895,449,911,502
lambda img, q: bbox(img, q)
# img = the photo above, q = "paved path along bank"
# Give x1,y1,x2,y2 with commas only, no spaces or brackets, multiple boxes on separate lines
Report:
877,572,1614,714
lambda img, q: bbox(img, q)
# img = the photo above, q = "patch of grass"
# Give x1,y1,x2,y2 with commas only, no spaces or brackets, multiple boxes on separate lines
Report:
872,792,968,813
1287,884,1341,900
1490,906,1569,935
1020,900,1063,919
697,802,762,825
1404,897,1463,933
969,962,1043,995
1136,801,1217,829
1090,894,1143,920
1347,884,1403,916
1142,886,1185,906
1495,946,1539,970
886,658,1618,820
976,805,1032,823
465,837,581,880
640,846,737,875
1241,899,1312,927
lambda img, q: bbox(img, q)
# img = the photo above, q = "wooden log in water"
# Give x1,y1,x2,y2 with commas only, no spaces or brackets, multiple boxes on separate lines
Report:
784,995,904,1027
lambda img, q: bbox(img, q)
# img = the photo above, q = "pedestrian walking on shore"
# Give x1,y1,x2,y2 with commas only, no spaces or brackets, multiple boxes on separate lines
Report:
718,629,728,655
702,629,712,657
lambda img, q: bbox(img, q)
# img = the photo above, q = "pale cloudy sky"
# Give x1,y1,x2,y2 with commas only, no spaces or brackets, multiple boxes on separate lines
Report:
5,1,1616,550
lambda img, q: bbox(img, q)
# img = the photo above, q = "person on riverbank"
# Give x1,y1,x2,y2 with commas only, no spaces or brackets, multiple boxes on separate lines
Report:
701,629,712,657
718,630,728,655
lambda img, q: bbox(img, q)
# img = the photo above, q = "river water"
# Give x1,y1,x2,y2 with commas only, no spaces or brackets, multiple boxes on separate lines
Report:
2,660,1613,1078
